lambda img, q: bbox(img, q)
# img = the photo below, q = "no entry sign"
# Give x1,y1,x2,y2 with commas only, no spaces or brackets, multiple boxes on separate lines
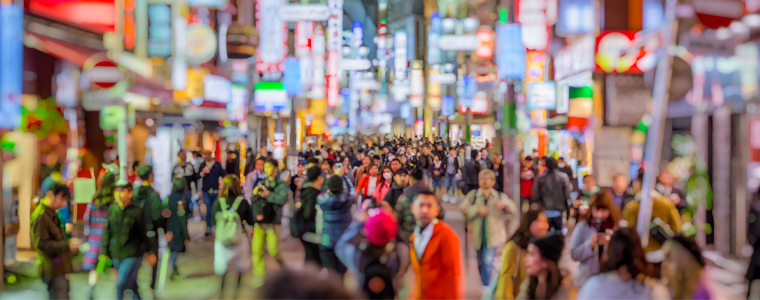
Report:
83,53,126,90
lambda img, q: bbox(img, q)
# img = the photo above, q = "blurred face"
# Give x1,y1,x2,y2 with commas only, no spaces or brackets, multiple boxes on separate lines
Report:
261,146,268,155
202,152,212,161
321,163,332,173
116,187,133,205
592,207,610,220
450,149,457,156
459,148,465,155
383,148,389,154
479,174,495,190
369,166,379,176
362,157,371,167
265,163,276,177
481,149,488,157
525,244,549,276
437,145,443,151
394,174,409,186
613,176,628,193
584,176,597,190
391,160,401,171
255,160,265,172
296,164,304,174
530,212,549,238
658,169,674,186
433,156,440,162
412,194,440,227
422,147,429,155
48,192,69,209
373,158,381,166
632,180,642,193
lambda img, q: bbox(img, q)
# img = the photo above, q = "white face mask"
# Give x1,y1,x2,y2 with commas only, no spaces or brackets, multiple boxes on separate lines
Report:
383,173,392,180
558,162,567,168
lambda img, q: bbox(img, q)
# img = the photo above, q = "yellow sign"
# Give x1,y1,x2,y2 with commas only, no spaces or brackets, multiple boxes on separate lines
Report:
185,68,209,100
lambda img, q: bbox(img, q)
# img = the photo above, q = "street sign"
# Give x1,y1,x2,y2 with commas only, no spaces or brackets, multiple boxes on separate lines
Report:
85,55,126,89
438,35,479,51
279,4,331,22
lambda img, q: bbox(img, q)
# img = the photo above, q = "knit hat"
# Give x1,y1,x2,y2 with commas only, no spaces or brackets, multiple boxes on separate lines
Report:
364,210,397,247
327,175,344,194
137,166,152,180
530,234,564,262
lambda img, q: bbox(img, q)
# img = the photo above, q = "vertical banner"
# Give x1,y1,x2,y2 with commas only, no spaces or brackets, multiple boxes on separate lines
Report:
255,0,287,73
0,4,23,129
295,21,314,90
312,24,326,99
394,31,408,80
496,23,526,80
326,0,343,107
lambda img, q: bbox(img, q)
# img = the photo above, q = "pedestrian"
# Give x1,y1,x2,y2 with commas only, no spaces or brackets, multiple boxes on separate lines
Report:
516,234,575,299
31,182,80,300
607,174,634,211
570,195,621,287
290,162,305,195
531,157,571,233
199,149,227,236
250,160,288,279
464,151,483,195
244,158,267,203
102,180,157,300
418,145,434,187
429,153,446,193
662,236,714,299
492,154,504,193
520,157,536,205
444,148,461,202
372,167,393,204
317,176,353,277
174,150,199,220
655,168,687,211
390,158,403,174
213,175,253,296
409,190,464,299
132,166,164,292
82,172,115,299
494,210,550,300
333,159,357,199
356,164,381,205
462,169,520,292
293,167,323,267
622,174,681,256
574,175,600,219
355,156,372,186
336,202,399,299
352,150,365,169
747,191,760,299
383,168,409,208
165,178,191,280
556,157,575,192
577,228,669,300
481,148,493,170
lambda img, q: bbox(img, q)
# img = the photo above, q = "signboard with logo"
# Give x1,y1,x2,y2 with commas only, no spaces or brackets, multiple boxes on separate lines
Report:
475,27,493,59
394,31,408,80
185,24,217,64
554,35,595,81
596,30,657,74
496,24,526,80
442,96,454,116
284,57,302,96
148,4,172,57
228,84,248,122
515,0,551,51
253,81,288,112
460,91,488,114
202,74,232,103
256,0,287,73
278,4,330,21
528,81,557,110
410,61,424,107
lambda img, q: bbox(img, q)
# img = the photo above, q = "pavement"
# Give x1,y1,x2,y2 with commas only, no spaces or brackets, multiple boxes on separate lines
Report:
0,193,750,299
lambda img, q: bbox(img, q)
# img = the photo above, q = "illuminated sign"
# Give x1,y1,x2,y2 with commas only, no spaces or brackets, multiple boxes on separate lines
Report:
202,74,232,103
326,51,339,107
253,81,288,112
429,73,456,84
428,11,441,65
531,109,548,128
460,91,488,114
496,23,526,80
124,0,135,50
339,59,371,70
0,4,23,129
458,76,477,107
326,0,343,107
442,96,454,116
228,84,248,122
186,68,209,102
295,21,313,91
55,66,80,108
394,31,408,80
475,27,493,59
525,51,546,92
283,57,302,96
352,21,363,55
172,17,188,90
556,0,594,36
311,24,326,99
185,24,217,64
147,4,171,57
595,31,657,74
528,81,557,110
516,0,551,51
427,69,441,110
278,4,331,21
188,0,228,8
554,35,595,80
350,80,381,90
83,53,127,90
256,0,287,73
438,35,479,51
410,61,424,107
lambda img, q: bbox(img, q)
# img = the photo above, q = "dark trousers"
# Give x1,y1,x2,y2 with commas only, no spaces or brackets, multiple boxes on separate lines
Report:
548,216,563,232
302,239,322,267
47,275,69,300
319,247,347,276
465,184,479,195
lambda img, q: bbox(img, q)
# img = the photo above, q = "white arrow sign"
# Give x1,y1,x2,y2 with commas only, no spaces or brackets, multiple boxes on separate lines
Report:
339,58,371,71
438,35,479,51
428,73,457,84
278,4,331,22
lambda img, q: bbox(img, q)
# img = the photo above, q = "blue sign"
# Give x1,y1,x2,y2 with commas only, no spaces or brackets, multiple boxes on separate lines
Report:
496,24,526,80
147,4,172,57
458,76,477,107
0,4,23,130
340,88,351,114
556,0,595,36
442,96,454,116
283,58,302,96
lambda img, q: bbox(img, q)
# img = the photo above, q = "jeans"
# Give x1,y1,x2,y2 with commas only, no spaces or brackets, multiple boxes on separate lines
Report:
46,275,69,300
444,173,457,192
183,191,195,218
169,251,179,270
476,247,497,286
203,191,216,231
432,178,443,189
114,257,142,300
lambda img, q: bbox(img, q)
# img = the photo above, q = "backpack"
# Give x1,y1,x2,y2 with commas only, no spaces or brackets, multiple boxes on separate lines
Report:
215,196,244,247
362,260,395,299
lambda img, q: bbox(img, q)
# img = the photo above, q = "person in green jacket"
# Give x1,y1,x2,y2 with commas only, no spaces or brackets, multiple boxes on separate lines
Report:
295,167,323,267
250,160,288,281
132,166,164,291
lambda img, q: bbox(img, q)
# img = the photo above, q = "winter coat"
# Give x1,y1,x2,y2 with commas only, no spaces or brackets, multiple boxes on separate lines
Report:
570,220,602,287
394,183,429,244
335,220,400,286
622,191,682,253
531,170,571,212
417,153,433,171
461,188,519,249
249,176,288,224
576,272,670,300
429,160,447,180
317,190,353,249
102,202,156,261
495,240,529,300
383,182,405,208
464,160,482,185
31,205,73,281
133,185,164,252
356,174,381,200
373,181,391,204
296,186,321,234
409,221,464,300
166,192,190,253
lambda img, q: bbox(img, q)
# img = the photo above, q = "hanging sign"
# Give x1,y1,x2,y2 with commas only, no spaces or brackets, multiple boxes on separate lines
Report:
147,4,172,57
595,31,657,74
556,0,594,36
84,53,127,90
202,74,232,103
256,0,287,73
516,0,551,51
438,35,479,51
554,35,595,81
394,31,408,80
496,24,526,80
283,57,302,96
185,24,217,64
475,27,493,59
459,91,488,114
442,96,454,116
410,61,424,107
253,81,288,112
228,84,248,122
528,81,557,110
278,4,331,21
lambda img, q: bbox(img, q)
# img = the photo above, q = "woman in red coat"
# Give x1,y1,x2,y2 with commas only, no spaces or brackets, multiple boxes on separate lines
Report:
355,164,380,206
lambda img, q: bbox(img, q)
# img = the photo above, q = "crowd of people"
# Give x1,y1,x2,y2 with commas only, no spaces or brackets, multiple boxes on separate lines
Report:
28,134,725,300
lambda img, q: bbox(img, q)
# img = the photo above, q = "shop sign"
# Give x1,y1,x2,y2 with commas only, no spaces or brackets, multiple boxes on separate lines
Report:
530,109,548,128
528,81,557,110
400,102,411,119
556,0,594,36
554,35,595,81
438,35,479,51
147,4,172,57
394,31,408,80
284,57,302,96
605,74,649,126
593,127,632,187
567,85,593,118
203,74,232,103
147,128,172,199
326,0,342,107
525,51,546,94
327,0,343,50
253,81,288,112
428,31,441,65
458,76,477,107
278,4,331,22
496,23,526,80
256,0,287,73
410,62,424,107
596,30,658,74
311,24,326,99
350,80,380,90
442,96,454,116
516,0,551,51
680,32,736,57
429,73,456,84
693,0,743,29
185,24,217,64
172,17,188,91
460,91,488,114
475,27,493,60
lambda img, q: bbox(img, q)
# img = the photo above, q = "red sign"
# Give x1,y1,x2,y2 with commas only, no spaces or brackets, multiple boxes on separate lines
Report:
693,0,744,29
84,54,125,89
475,28,493,59
595,31,657,74
515,0,551,51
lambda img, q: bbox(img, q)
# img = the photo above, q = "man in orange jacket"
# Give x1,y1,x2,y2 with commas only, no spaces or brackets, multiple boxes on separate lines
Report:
409,190,464,299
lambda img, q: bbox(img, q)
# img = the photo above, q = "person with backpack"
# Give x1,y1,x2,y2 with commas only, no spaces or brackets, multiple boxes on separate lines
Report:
250,161,288,280
165,178,191,280
132,166,164,292
293,167,324,267
212,175,252,296
461,169,519,292
530,157,571,233
317,176,354,276
336,202,399,299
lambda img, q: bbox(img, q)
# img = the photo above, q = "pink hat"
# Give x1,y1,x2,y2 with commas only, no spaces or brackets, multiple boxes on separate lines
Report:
364,210,398,247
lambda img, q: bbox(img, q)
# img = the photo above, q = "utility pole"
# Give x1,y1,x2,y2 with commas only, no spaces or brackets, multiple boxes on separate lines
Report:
636,0,678,247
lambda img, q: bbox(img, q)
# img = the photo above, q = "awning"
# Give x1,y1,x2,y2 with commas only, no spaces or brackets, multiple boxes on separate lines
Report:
24,31,97,67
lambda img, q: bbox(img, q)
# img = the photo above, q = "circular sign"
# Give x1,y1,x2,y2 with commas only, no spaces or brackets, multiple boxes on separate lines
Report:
83,53,126,90
186,24,217,65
